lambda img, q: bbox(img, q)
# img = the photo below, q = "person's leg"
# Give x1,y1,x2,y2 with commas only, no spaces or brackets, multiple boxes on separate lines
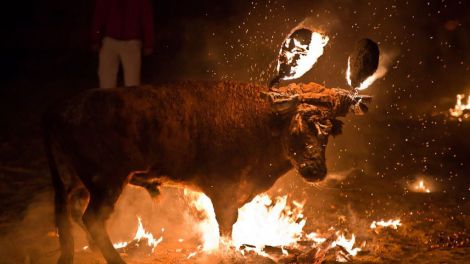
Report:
119,40,142,87
98,37,120,89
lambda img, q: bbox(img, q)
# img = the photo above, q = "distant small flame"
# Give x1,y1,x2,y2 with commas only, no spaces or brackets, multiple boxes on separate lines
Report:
370,219,401,230
449,94,470,118
412,179,431,193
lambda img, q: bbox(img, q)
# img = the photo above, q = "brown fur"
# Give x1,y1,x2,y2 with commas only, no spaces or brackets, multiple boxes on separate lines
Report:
43,80,357,264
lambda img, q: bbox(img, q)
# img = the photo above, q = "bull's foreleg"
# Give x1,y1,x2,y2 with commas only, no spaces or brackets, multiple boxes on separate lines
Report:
82,176,127,264
211,198,239,238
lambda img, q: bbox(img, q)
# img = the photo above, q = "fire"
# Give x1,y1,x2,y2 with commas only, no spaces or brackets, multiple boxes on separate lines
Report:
410,178,432,193
112,216,163,253
449,94,470,118
346,53,391,90
175,190,364,262
277,31,329,80
232,194,306,254
332,232,362,262
370,219,401,230
184,189,220,252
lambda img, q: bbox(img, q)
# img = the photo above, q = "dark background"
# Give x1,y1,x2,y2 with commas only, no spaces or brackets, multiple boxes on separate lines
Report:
0,0,469,220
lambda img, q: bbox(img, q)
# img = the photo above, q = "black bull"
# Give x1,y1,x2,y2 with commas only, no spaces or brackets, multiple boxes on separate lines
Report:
43,81,369,264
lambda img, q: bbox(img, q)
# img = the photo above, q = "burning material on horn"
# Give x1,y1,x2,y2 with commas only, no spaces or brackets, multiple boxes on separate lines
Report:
269,28,329,87
346,38,380,90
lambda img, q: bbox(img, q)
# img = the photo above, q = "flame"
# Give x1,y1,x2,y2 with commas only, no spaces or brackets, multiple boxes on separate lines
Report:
184,189,220,252
449,94,470,118
232,194,306,254
179,191,363,261
332,232,362,262
410,178,432,193
346,57,352,87
346,52,393,90
370,219,401,230
112,216,163,253
278,32,329,80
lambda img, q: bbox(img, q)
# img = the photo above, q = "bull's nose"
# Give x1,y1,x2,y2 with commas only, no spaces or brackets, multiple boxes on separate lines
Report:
299,162,327,182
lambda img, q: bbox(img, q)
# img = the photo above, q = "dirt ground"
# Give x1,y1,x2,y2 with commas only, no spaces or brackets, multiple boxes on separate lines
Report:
0,72,469,263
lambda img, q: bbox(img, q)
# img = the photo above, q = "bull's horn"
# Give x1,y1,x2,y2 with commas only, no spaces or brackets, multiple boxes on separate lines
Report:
260,91,299,114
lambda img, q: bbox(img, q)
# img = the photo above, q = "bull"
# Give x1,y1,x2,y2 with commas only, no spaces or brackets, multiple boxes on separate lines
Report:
43,80,369,264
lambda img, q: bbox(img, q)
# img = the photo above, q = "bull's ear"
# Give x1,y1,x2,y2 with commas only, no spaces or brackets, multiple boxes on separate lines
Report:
260,91,299,114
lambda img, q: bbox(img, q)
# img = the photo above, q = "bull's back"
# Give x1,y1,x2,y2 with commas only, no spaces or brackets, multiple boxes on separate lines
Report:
47,81,273,174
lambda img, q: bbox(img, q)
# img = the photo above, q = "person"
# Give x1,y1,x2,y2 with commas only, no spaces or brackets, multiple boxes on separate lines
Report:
91,0,154,88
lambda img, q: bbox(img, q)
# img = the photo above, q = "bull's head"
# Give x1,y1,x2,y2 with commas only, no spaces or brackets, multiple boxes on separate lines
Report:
262,82,370,182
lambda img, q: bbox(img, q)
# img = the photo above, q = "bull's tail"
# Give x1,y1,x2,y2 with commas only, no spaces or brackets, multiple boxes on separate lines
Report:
43,116,74,264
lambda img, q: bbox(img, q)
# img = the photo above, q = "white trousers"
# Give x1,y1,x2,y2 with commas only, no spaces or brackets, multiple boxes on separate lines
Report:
98,37,142,88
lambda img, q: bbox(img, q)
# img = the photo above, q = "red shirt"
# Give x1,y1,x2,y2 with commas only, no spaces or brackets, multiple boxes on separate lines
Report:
92,0,154,49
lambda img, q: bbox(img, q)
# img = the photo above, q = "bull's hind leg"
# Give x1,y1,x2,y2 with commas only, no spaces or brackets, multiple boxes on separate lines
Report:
82,174,127,264
68,186,97,251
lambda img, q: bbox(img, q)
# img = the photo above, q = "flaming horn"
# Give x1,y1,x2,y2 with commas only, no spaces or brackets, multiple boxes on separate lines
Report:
267,28,378,121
